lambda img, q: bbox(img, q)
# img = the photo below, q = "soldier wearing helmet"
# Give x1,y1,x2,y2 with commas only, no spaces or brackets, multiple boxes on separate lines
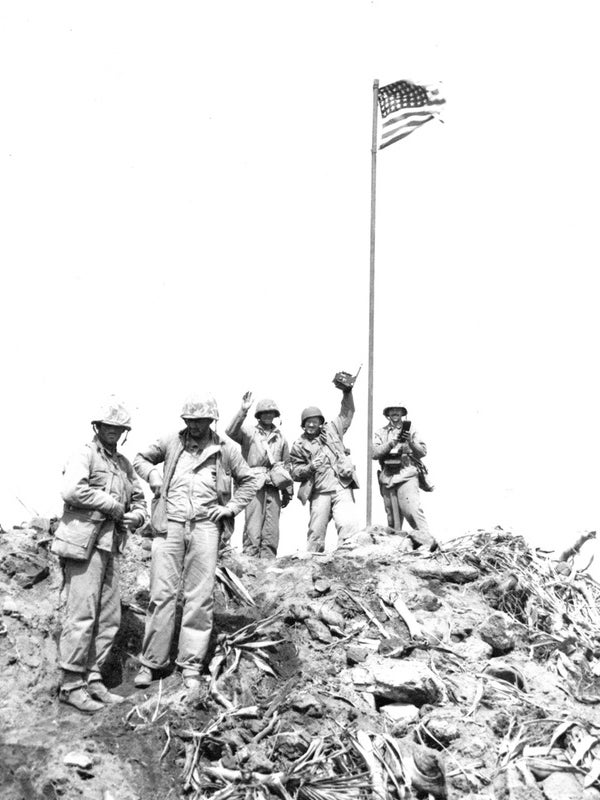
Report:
54,397,147,713
132,393,257,691
372,403,436,550
289,378,360,553
226,392,293,559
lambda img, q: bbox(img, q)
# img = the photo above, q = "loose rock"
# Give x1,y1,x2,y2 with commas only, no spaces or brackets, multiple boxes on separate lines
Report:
371,659,445,706
304,617,332,643
380,703,420,729
478,612,517,655
63,751,94,770
542,771,584,800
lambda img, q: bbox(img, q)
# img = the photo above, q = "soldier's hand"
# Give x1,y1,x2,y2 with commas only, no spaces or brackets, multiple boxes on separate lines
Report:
241,391,253,412
110,502,125,522
311,453,326,472
207,505,234,522
400,429,411,442
281,493,291,509
390,429,403,445
123,511,141,530
148,470,163,498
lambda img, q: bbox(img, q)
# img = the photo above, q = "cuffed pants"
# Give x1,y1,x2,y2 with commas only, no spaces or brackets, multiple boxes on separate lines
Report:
140,519,219,672
381,477,434,547
243,485,281,559
58,547,120,678
307,488,359,553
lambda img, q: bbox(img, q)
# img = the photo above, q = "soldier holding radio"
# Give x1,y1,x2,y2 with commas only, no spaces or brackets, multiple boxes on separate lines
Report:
372,403,436,551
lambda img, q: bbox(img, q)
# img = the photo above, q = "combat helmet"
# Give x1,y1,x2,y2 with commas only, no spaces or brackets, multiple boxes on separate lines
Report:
301,406,325,426
91,397,132,430
255,399,280,419
383,403,407,417
180,394,219,420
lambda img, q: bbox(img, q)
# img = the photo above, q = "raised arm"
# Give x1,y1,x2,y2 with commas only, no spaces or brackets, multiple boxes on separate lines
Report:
332,388,355,436
225,392,253,445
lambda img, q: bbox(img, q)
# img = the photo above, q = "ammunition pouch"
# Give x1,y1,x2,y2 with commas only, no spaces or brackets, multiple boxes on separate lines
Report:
381,457,404,474
51,506,107,562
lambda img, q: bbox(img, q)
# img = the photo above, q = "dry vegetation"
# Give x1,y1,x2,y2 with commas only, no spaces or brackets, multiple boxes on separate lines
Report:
1,523,600,799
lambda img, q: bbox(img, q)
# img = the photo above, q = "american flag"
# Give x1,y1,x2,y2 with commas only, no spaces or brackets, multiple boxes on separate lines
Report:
378,80,445,150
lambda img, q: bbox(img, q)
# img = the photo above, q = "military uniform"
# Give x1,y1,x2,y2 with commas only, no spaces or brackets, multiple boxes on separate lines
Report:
290,391,359,552
372,419,434,549
226,400,292,559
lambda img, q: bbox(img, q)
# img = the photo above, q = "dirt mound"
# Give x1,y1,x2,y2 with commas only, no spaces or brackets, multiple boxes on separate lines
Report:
2,524,600,798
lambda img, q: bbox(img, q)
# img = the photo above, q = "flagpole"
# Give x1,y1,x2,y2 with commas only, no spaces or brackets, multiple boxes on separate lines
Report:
366,78,379,528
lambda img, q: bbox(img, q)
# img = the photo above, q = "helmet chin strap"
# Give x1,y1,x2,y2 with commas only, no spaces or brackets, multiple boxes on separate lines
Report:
93,422,128,447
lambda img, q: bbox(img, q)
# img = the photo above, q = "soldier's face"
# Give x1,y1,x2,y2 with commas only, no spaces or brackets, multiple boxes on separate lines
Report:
97,423,126,447
258,412,277,426
303,417,323,437
185,418,212,439
386,409,404,426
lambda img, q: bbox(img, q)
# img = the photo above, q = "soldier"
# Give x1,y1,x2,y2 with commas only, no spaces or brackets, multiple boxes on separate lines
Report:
133,394,257,690
290,378,360,552
54,398,147,712
372,403,436,550
226,393,293,559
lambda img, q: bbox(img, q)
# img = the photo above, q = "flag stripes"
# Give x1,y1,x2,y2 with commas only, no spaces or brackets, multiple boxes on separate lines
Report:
378,80,445,149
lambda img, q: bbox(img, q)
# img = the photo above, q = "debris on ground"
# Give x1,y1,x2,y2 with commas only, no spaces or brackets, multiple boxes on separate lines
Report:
1,523,600,798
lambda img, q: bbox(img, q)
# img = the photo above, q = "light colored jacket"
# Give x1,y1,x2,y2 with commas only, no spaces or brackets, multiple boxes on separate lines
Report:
372,424,427,487
290,391,359,505
61,436,147,551
226,409,293,496
134,429,258,538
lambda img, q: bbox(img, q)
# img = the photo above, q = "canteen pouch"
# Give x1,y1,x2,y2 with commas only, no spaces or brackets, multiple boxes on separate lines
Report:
150,494,168,535
269,463,293,489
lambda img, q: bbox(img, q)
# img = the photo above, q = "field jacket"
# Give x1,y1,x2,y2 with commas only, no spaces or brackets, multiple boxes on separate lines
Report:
372,424,427,488
226,409,293,497
290,391,359,505
61,437,147,552
133,429,257,538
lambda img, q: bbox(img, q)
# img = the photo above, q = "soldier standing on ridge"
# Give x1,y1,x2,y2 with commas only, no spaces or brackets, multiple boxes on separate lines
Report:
54,398,147,713
226,393,293,559
372,402,436,550
133,394,257,691
290,375,360,553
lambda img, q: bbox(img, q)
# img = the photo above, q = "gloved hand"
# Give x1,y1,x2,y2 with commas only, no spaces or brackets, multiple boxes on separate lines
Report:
148,470,163,498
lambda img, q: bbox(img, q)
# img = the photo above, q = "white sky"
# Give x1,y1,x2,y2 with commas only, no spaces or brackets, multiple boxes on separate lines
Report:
1,2,599,562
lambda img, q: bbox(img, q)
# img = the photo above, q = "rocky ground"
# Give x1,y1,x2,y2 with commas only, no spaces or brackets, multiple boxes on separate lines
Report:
2,521,600,799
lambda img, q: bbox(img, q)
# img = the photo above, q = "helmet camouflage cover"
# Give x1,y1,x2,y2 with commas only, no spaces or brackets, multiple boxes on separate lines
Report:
92,397,132,430
181,394,219,420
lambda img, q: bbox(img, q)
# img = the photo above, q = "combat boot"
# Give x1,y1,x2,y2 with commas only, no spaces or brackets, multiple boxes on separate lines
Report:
182,673,201,691
88,680,125,704
134,665,153,688
59,683,104,713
